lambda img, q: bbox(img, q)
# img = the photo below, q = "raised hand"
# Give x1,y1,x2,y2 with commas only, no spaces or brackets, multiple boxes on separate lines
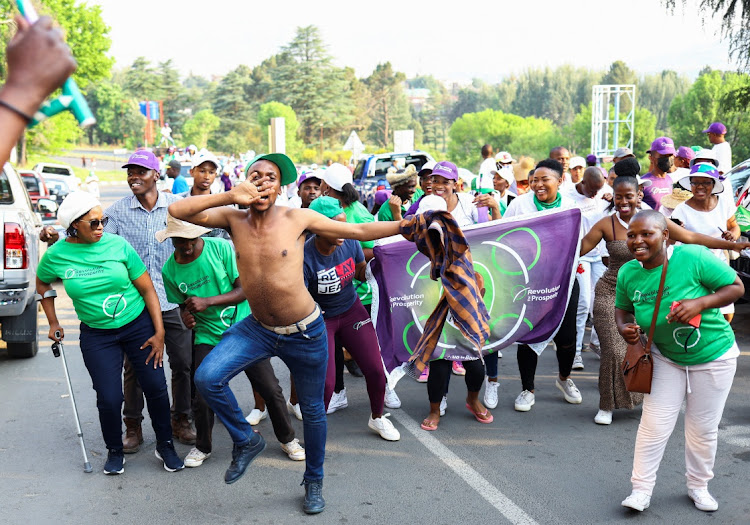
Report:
229,176,274,206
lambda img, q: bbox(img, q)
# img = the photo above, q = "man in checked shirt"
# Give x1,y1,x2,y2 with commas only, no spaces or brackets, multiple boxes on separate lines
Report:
103,150,197,451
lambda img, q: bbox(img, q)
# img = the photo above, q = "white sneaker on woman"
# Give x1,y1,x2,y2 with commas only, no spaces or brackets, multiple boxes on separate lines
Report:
327,388,348,414
384,386,401,409
514,390,535,412
368,414,400,441
287,400,303,421
280,438,306,461
245,408,268,426
556,377,582,404
621,491,651,511
688,488,718,511
594,410,613,425
483,379,499,409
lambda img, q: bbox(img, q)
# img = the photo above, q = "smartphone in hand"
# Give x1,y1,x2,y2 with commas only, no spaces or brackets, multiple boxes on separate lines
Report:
670,301,701,328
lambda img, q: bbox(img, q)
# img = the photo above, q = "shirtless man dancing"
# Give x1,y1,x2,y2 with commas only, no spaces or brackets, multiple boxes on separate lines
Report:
168,153,402,514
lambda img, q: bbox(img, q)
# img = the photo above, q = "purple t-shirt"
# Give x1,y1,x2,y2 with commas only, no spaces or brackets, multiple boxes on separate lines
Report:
303,237,364,318
641,173,673,210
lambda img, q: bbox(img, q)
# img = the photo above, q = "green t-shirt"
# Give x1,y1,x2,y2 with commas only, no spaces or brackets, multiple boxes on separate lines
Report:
344,200,374,305
377,199,409,222
615,244,736,365
412,187,424,203
37,233,147,329
162,237,249,346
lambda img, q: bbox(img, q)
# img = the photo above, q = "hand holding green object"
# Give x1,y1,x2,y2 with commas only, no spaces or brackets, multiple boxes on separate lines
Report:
15,0,94,128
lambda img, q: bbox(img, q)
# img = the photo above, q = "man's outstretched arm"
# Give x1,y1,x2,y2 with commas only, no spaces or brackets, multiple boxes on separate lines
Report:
301,208,403,241
169,179,274,228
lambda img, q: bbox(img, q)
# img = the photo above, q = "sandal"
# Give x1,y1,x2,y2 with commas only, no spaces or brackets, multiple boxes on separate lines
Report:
465,403,494,424
420,417,439,431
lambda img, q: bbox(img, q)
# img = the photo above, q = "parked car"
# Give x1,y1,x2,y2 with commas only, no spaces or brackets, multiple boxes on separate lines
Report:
18,169,51,207
352,151,434,210
32,162,80,190
0,163,52,357
725,157,750,300
42,174,71,207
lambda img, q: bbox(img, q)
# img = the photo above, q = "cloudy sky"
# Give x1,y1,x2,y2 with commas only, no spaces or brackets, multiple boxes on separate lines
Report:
92,0,737,82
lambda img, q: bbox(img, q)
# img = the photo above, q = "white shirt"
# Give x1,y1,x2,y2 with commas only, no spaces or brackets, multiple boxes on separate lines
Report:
565,186,609,260
503,190,575,218
449,192,480,227
713,141,733,175
671,198,735,264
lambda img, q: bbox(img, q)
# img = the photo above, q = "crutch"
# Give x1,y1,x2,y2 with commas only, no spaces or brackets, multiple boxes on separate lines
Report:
52,330,93,473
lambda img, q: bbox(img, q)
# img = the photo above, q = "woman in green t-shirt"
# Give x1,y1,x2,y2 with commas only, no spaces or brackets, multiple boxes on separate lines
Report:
615,210,743,514
36,193,182,475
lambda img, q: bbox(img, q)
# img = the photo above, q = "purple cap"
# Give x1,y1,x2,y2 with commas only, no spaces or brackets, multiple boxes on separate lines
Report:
675,146,695,160
123,150,159,171
586,154,597,164
702,122,727,134
297,172,322,188
374,189,392,206
431,161,459,181
647,137,675,155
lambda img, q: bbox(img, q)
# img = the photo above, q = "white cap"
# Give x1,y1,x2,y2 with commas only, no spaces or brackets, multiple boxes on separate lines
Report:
570,156,586,169
321,163,353,192
416,195,448,215
496,165,515,186
58,191,101,229
495,151,514,164
191,150,221,170
689,149,719,168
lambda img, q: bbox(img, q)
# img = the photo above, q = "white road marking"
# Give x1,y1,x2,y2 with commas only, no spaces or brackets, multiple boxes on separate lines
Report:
392,410,539,525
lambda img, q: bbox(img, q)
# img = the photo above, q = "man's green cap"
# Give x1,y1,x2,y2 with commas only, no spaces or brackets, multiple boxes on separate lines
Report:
245,153,297,186
309,196,345,219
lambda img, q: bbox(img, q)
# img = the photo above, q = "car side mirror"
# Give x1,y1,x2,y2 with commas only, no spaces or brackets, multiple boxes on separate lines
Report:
37,198,58,214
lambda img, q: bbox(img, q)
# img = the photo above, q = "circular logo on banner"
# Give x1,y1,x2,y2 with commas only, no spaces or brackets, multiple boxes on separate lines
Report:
102,294,127,319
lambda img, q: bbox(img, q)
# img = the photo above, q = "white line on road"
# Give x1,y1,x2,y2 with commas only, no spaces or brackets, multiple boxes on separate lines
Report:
391,410,540,525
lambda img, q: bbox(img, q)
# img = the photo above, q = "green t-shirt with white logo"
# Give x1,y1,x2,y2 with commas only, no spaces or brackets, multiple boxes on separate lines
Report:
615,244,736,366
37,233,147,329
162,237,249,346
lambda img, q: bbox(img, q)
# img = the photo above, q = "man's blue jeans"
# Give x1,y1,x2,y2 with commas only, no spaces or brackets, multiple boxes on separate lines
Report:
195,313,328,481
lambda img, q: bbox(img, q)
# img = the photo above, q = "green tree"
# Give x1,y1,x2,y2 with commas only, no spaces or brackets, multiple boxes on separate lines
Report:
122,57,162,100
257,102,303,158
270,26,354,144
638,70,691,131
157,60,185,132
668,69,750,162
182,109,220,150
447,109,562,169
364,62,410,149
210,65,258,154
85,79,144,145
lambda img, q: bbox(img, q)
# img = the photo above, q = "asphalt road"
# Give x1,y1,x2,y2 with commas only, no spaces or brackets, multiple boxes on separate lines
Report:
1,184,748,525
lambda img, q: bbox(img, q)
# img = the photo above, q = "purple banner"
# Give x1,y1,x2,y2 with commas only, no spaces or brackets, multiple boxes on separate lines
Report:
370,208,582,372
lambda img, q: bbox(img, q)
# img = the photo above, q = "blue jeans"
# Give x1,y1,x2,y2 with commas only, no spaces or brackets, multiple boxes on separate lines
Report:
195,313,328,481
485,352,498,379
79,308,172,451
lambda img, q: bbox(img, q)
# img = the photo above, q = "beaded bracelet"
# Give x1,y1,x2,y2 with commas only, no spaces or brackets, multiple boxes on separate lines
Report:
0,99,33,123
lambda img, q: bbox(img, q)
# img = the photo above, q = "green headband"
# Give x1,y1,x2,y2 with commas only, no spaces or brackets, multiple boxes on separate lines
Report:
309,196,345,219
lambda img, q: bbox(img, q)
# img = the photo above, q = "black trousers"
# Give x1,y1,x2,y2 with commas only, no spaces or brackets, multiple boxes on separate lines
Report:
427,358,485,403
517,279,579,392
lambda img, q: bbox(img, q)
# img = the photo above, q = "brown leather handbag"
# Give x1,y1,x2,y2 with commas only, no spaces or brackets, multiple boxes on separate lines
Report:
621,255,669,394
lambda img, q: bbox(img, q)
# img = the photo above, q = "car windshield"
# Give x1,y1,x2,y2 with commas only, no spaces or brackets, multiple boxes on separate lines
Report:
729,160,750,195
371,155,428,178
45,179,70,192
22,176,40,193
41,166,73,176
180,165,192,177
0,169,13,203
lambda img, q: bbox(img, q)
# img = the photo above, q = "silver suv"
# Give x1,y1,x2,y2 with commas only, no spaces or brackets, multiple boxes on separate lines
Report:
0,163,53,357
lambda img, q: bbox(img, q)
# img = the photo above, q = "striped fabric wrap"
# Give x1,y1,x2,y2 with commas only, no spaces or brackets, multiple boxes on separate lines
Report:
398,211,491,372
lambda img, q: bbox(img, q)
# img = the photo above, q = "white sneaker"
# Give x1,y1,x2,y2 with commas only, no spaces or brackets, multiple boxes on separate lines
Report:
245,407,268,425
556,377,582,404
497,351,502,358
621,491,651,511
184,447,211,468
594,410,613,425
384,386,401,409
483,379,499,409
287,400,303,421
514,390,535,412
327,388,348,414
439,395,447,416
572,354,584,370
280,438,306,461
688,488,718,511
368,414,400,441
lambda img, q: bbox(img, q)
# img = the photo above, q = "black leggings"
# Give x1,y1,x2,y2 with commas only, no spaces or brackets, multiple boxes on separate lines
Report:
427,359,485,403
517,279,579,392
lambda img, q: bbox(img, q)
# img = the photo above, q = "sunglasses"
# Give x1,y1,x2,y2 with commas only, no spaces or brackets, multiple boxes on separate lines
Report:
78,217,109,229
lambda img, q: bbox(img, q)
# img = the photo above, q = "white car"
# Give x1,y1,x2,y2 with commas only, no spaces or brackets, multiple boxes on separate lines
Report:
31,162,81,190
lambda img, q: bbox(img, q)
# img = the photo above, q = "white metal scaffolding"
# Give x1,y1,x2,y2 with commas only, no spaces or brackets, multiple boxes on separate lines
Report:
590,84,636,160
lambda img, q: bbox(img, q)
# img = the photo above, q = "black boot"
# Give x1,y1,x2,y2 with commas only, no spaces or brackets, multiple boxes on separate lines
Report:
302,478,325,514
224,432,266,484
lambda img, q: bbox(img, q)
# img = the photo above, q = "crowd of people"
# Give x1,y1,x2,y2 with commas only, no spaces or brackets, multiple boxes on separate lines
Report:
1,15,745,519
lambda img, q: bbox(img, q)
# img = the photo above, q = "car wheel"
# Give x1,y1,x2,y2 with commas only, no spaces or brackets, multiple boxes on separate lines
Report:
7,340,38,358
